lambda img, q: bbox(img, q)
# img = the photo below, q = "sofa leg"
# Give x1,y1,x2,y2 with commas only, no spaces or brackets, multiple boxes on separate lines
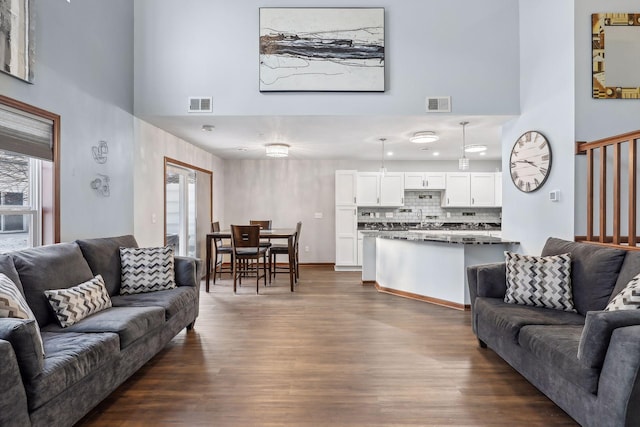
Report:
478,339,487,349
187,321,195,331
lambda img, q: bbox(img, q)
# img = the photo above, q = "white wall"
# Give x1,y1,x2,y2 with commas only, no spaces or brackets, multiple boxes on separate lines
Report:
134,0,520,118
573,0,640,236
133,119,225,247
1,0,135,241
224,159,500,263
501,0,575,255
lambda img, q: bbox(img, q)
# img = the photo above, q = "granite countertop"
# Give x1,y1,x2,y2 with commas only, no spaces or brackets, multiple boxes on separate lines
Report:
357,222,501,231
360,230,518,245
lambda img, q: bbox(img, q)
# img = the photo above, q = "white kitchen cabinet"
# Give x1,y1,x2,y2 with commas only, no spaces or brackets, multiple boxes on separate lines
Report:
404,172,445,190
494,172,503,207
335,206,358,266
357,231,364,266
380,173,405,206
443,173,471,207
357,172,404,206
356,172,380,206
470,173,495,206
335,170,357,206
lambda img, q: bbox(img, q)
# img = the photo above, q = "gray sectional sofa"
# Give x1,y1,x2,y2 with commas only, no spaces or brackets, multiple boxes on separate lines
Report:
0,235,200,427
468,237,640,427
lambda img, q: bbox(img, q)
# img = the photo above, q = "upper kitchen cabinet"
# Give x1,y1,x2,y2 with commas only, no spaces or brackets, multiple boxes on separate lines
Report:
442,172,498,207
470,173,495,206
335,170,357,206
442,173,471,207
357,172,404,207
404,172,445,190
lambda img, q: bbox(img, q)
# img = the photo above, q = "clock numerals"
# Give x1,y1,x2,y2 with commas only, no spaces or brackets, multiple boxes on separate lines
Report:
510,131,551,192
512,170,519,180
518,179,524,189
534,178,540,187
526,182,531,192
539,141,548,150
510,161,516,169
539,167,548,175
541,154,549,161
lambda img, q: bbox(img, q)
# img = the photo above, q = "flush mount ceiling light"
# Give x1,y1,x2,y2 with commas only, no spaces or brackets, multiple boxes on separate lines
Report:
201,124,215,132
464,144,488,153
410,131,439,144
265,143,289,158
458,121,470,171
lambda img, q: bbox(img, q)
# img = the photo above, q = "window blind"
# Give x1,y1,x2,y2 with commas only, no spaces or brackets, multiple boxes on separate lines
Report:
0,104,54,161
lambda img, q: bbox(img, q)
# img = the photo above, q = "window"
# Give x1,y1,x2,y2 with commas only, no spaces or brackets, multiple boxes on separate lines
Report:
0,96,59,253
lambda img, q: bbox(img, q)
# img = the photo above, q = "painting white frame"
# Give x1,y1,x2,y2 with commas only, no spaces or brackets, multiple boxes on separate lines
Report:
259,7,385,92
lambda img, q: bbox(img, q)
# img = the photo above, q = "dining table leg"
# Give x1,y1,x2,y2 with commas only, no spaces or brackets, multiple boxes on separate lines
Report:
205,235,212,292
288,234,295,292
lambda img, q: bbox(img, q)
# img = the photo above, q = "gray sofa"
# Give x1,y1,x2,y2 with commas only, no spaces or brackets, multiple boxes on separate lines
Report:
468,237,640,427
0,235,200,427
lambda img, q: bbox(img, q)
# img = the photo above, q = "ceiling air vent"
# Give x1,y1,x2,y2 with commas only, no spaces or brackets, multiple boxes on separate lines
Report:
188,97,213,113
425,96,451,113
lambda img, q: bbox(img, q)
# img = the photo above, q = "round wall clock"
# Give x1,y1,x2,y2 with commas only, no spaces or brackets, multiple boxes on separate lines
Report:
509,131,552,193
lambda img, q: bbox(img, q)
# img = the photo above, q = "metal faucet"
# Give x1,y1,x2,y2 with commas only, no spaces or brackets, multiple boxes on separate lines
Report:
417,209,423,227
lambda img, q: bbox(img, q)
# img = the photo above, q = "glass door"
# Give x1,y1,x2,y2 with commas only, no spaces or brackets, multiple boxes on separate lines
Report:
165,165,196,257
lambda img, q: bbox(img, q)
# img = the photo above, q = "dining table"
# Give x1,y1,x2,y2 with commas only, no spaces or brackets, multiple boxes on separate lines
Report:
205,228,297,293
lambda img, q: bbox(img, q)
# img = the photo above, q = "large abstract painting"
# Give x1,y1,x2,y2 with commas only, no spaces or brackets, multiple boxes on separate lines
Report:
0,0,33,83
259,8,385,92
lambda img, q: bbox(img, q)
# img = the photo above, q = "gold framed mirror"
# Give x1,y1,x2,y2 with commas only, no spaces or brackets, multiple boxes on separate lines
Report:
592,13,640,99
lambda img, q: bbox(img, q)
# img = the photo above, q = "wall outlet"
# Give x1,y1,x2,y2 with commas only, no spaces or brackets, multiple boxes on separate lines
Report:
385,212,393,218
314,212,323,219
375,212,380,218
151,213,157,224
446,212,451,218
304,246,310,252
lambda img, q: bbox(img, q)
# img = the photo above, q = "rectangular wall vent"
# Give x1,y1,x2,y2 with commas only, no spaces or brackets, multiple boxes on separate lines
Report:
188,97,213,113
425,96,451,113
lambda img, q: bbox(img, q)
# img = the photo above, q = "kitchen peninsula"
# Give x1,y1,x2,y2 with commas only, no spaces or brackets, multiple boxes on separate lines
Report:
361,230,518,310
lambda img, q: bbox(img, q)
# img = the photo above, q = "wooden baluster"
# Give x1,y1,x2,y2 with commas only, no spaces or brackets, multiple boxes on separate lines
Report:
600,146,607,243
587,148,594,242
630,138,637,247
613,143,621,245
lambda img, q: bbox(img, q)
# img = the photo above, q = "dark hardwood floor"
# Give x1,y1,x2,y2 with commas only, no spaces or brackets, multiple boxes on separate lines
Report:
77,266,577,426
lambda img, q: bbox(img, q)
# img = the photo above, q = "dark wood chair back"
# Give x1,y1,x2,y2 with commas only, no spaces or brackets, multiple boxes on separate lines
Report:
211,221,220,232
294,221,302,248
230,225,260,250
250,220,272,230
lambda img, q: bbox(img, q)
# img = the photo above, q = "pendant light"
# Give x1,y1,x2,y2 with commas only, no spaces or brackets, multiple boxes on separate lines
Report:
458,121,470,171
379,138,387,176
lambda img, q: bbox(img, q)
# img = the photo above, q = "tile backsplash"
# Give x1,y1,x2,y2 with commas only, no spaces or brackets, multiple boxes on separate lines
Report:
358,191,501,223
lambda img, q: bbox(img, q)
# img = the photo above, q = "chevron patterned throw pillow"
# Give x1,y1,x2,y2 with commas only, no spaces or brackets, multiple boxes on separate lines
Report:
44,275,112,328
606,274,640,311
0,273,45,355
119,246,176,295
504,251,576,312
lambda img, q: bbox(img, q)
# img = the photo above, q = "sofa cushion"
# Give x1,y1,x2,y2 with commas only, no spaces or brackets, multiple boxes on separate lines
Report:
541,237,627,315
0,254,23,295
0,273,44,356
11,243,94,327
76,235,139,296
519,325,600,394
26,331,119,411
41,306,165,349
0,319,44,380
504,252,575,312
475,297,585,344
120,246,176,295
44,275,112,327
111,286,197,320
605,272,640,311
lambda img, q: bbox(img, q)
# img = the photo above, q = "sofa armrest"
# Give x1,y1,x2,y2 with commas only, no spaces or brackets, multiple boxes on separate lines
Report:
476,262,507,298
174,256,201,290
578,310,640,369
0,339,31,427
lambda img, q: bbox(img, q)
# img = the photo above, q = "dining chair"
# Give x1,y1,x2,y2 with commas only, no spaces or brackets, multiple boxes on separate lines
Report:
230,225,268,294
250,219,273,280
270,221,302,283
211,221,233,284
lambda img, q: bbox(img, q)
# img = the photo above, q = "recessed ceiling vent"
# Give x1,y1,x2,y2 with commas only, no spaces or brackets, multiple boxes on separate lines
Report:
426,96,451,113
188,97,213,113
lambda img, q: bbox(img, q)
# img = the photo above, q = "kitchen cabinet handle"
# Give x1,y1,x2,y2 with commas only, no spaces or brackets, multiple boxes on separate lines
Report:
354,197,356,204
377,197,380,204
472,198,475,205
401,197,404,204
422,179,426,187
425,180,429,187
447,198,450,205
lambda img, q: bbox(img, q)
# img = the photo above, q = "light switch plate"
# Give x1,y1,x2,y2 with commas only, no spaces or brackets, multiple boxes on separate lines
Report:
314,212,323,219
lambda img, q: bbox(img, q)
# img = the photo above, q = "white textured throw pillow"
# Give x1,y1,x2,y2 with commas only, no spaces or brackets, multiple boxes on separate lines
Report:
504,252,576,312
606,273,640,311
0,273,45,355
119,246,176,295
44,275,112,328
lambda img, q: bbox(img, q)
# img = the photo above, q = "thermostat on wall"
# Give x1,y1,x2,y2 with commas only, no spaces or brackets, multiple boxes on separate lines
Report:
549,190,560,202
